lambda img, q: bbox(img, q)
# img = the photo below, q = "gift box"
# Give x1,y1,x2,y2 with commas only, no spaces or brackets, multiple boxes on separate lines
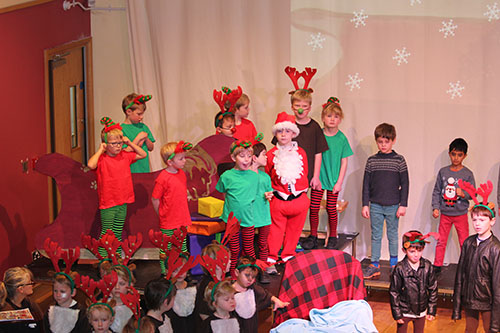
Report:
188,220,226,236
198,196,224,218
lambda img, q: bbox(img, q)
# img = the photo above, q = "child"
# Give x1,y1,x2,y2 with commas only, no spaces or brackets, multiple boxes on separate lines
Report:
87,303,114,333
0,267,43,332
250,141,273,282
152,141,193,274
303,97,353,250
233,93,257,141
87,117,147,256
389,231,438,333
362,123,409,279
121,93,155,173
143,278,177,333
109,265,136,333
232,256,289,333
214,111,235,137
431,138,475,274
201,279,240,333
43,272,90,332
216,140,259,275
266,112,310,269
452,180,500,332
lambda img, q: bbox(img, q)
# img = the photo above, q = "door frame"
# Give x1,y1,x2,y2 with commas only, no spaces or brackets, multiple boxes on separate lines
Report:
44,37,94,222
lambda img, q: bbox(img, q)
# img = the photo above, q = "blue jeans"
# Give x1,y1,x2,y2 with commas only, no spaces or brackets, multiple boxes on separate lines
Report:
370,203,399,263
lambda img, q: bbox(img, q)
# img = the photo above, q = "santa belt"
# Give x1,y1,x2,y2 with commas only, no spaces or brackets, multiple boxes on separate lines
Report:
273,191,304,201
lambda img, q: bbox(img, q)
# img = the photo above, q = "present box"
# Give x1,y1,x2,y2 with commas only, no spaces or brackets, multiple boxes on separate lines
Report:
198,196,224,218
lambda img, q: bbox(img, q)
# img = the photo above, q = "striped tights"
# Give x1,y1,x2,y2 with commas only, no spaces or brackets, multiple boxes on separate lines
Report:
309,189,339,237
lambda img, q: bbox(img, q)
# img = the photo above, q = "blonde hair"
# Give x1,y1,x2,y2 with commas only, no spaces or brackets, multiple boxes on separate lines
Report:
0,267,33,307
290,90,312,104
122,93,147,113
87,303,113,321
100,128,123,143
112,265,136,285
235,93,250,110
229,142,253,158
160,142,180,163
203,279,235,310
321,102,344,120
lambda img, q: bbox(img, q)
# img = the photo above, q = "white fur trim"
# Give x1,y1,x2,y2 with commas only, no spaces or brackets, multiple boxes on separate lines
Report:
273,142,304,185
173,286,196,317
235,288,256,319
110,305,133,333
48,305,79,333
210,318,240,333
272,121,299,137
158,315,174,333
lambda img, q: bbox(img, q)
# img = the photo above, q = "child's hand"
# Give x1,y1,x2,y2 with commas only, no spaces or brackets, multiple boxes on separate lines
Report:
310,177,322,191
396,319,404,324
333,183,342,194
99,143,107,152
362,206,370,219
432,209,440,218
122,136,131,146
426,314,435,321
264,191,274,201
136,131,148,142
396,206,406,218
272,298,289,311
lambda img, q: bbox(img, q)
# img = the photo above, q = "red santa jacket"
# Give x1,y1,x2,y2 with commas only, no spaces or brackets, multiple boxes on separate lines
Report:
265,144,309,194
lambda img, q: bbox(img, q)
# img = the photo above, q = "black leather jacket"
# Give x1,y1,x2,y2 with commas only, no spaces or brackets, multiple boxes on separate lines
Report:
389,256,438,320
452,234,500,332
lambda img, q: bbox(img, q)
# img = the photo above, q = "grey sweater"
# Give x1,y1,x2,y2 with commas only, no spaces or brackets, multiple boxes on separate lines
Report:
431,165,475,216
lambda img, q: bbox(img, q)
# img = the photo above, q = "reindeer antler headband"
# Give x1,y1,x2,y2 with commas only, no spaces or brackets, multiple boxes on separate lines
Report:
230,133,264,154
322,97,341,109
403,231,439,249
168,141,193,160
43,238,80,292
458,180,495,217
124,94,152,111
213,86,243,127
285,66,317,95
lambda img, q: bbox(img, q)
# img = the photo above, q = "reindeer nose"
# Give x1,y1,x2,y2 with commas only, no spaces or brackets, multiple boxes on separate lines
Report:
297,108,304,114
231,128,236,133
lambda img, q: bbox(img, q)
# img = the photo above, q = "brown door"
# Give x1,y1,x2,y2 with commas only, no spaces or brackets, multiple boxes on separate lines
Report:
45,38,94,221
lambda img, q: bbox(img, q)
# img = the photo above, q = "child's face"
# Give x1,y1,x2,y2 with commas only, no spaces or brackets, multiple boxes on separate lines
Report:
89,309,113,333
218,118,235,137
323,112,342,130
126,106,146,124
232,149,253,171
53,281,75,307
168,152,186,170
376,137,395,154
235,103,250,119
235,268,257,289
404,246,423,265
472,213,495,238
215,291,236,313
253,150,267,168
449,149,466,168
276,129,294,146
105,135,123,157
292,100,311,120
112,276,129,300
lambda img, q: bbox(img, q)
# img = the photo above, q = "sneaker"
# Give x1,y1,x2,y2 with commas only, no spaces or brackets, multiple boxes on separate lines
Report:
301,235,318,250
363,264,381,280
266,265,278,275
259,271,271,284
325,237,338,249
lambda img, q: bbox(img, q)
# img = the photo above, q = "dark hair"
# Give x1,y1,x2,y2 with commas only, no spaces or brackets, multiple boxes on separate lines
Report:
252,143,267,157
235,256,259,275
374,123,396,140
471,204,495,219
144,278,176,311
449,138,468,154
402,230,425,250
214,111,235,128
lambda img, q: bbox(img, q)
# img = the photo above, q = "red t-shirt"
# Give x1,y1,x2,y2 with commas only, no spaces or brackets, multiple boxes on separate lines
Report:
96,151,136,209
233,118,257,141
152,169,192,229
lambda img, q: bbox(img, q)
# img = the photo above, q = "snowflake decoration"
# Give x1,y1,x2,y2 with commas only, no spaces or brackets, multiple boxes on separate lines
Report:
90,180,97,190
80,165,90,173
439,19,458,38
410,0,422,6
484,2,500,22
345,73,364,91
446,81,465,99
392,47,411,66
307,32,326,51
350,9,368,28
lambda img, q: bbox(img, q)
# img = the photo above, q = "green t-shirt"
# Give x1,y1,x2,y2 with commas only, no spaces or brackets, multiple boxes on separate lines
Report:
253,170,272,228
122,123,155,173
319,130,353,191
216,169,258,227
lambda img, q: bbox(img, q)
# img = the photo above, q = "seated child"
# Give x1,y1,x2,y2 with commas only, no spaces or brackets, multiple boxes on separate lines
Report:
109,265,136,333
143,278,177,333
233,93,257,141
389,231,437,333
43,272,90,333
232,256,289,333
201,279,241,333
87,303,114,333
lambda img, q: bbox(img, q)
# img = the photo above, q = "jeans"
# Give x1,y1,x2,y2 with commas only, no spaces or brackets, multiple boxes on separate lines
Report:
370,203,399,263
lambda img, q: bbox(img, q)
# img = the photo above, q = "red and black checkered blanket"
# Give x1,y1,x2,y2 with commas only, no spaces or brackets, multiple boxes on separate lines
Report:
274,250,366,326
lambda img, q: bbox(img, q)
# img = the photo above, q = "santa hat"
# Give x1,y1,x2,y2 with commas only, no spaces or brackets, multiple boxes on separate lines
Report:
271,112,300,137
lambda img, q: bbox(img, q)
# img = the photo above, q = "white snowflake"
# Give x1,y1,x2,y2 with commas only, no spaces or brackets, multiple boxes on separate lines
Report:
410,0,422,6
307,32,326,51
392,47,411,66
446,81,465,99
345,73,364,91
350,9,368,28
484,2,500,22
90,180,97,190
439,19,458,38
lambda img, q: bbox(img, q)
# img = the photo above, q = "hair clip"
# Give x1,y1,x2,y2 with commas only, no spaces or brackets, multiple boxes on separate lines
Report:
322,97,341,109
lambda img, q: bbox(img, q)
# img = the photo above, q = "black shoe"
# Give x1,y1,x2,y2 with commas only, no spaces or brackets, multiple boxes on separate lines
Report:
259,271,271,284
326,237,338,249
301,235,318,250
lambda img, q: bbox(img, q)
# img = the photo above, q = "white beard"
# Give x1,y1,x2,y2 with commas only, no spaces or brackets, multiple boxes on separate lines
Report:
273,142,304,185
173,286,196,317
48,304,79,333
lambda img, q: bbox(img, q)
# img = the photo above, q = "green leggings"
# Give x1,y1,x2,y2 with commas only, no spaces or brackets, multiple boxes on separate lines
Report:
159,228,188,274
99,204,127,257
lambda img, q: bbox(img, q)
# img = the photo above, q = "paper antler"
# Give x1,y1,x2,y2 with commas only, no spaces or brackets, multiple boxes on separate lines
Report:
97,270,118,302
285,66,317,93
301,67,317,90
120,286,141,320
44,238,62,273
61,247,80,274
284,67,301,91
199,252,229,284
148,227,188,254
477,181,493,205
213,89,229,113
81,234,105,260
122,233,143,266
225,86,243,112
74,273,98,303
163,248,200,281
221,212,240,247
458,179,492,205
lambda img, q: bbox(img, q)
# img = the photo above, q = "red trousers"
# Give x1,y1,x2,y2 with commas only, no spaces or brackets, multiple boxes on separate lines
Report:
268,194,309,261
434,213,469,266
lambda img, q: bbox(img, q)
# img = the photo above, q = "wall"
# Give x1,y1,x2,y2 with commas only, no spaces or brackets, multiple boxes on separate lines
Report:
0,0,90,275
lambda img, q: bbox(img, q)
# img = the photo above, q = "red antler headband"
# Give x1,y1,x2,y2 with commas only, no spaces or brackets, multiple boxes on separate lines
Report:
285,66,317,95
81,230,143,266
43,238,80,292
124,94,152,111
322,97,341,109
458,179,495,217
403,231,439,249
168,141,193,160
213,86,243,116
